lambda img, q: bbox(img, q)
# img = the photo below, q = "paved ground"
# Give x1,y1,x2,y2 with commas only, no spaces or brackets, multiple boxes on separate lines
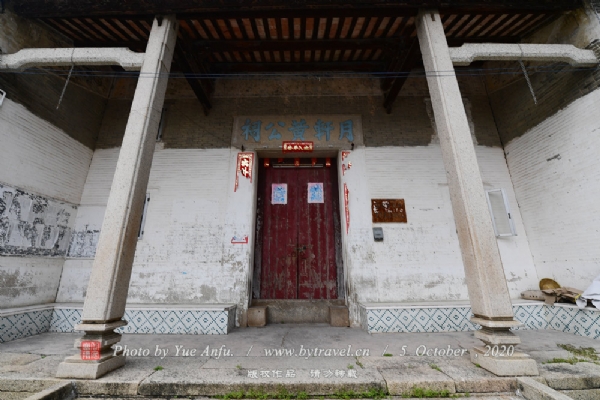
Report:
0,326,599,399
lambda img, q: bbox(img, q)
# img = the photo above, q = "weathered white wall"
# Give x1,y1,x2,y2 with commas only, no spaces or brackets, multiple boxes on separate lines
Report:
0,100,93,204
505,88,600,290
364,145,538,302
58,116,539,327
0,99,93,308
58,146,257,324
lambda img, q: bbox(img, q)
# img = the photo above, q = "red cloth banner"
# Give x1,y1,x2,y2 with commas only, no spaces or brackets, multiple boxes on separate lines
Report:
235,152,254,192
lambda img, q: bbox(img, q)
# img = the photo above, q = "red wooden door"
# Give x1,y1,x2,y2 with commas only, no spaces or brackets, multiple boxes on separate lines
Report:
257,159,339,299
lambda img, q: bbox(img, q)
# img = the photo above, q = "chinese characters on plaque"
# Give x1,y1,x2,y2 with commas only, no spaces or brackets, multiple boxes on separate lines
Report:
282,141,314,153
371,199,407,223
241,118,354,143
233,116,361,151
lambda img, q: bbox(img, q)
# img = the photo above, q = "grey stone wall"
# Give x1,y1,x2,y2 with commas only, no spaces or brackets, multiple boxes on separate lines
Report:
96,75,502,149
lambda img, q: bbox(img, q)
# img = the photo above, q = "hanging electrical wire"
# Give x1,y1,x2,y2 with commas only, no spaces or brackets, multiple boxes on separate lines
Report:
0,63,595,81
518,60,538,105
56,64,74,109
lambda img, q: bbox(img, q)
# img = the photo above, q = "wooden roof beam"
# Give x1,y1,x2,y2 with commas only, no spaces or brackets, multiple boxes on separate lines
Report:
12,0,582,19
382,39,421,114
174,43,212,115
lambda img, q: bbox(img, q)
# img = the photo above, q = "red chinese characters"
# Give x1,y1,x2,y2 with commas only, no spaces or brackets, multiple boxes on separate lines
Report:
344,183,350,234
282,141,314,153
80,340,101,360
235,152,254,192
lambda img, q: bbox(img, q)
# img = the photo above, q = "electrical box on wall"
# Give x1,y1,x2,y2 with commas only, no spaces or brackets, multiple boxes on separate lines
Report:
373,227,383,242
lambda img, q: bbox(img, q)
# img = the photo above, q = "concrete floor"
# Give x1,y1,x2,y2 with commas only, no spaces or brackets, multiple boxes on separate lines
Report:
0,326,599,398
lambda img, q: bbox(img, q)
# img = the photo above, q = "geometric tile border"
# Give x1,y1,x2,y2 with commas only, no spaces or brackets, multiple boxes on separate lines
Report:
50,307,236,335
359,303,600,339
0,308,53,343
3,302,598,343
1,304,236,343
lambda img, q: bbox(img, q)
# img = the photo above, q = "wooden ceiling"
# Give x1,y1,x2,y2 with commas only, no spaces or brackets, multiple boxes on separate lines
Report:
10,0,582,113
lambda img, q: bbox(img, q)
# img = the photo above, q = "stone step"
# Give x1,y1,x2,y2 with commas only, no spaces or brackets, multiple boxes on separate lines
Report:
250,299,346,324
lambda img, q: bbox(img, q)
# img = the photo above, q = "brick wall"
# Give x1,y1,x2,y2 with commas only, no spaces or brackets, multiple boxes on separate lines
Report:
505,88,600,290
97,75,501,149
486,5,600,290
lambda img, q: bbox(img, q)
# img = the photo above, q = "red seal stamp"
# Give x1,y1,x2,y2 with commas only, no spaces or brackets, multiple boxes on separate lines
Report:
81,340,101,360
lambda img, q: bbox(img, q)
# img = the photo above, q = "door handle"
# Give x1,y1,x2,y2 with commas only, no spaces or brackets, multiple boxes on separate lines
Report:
296,245,306,252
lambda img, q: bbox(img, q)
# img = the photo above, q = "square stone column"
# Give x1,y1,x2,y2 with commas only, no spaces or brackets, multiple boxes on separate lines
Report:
416,9,537,376
56,15,178,379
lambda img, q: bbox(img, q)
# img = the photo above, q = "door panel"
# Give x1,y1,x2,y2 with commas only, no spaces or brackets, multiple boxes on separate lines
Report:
260,167,298,299
297,167,337,299
257,159,339,300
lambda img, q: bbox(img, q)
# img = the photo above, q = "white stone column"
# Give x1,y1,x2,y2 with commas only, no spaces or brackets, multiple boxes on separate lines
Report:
56,15,178,379
416,9,537,376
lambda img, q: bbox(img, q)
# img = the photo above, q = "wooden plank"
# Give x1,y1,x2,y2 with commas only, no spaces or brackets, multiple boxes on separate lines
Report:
211,61,385,73
190,38,401,52
297,166,338,299
260,166,299,299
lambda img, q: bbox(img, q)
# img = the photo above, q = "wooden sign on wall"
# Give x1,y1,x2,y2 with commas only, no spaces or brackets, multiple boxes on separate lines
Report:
371,199,407,223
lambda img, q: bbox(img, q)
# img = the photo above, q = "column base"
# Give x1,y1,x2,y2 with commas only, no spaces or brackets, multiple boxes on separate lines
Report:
56,354,126,379
470,346,539,376
56,319,127,379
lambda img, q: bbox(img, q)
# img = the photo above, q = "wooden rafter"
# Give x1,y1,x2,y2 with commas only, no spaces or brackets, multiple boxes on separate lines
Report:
383,39,421,114
175,43,213,115
210,61,385,73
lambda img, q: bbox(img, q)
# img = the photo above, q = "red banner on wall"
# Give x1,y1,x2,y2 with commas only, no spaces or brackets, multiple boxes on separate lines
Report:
282,141,314,153
344,183,350,234
235,152,254,192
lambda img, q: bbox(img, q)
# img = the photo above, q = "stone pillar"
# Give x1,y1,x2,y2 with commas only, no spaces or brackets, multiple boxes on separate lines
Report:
56,15,178,379
415,10,538,376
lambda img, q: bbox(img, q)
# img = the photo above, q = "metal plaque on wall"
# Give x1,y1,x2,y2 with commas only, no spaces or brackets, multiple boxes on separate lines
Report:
371,199,407,223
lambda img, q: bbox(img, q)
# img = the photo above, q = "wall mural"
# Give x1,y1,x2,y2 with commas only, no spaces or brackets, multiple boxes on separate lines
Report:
0,183,75,257
67,228,100,258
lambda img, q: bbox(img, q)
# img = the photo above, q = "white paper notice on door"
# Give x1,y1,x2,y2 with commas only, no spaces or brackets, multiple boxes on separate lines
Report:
272,183,287,204
308,182,324,203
